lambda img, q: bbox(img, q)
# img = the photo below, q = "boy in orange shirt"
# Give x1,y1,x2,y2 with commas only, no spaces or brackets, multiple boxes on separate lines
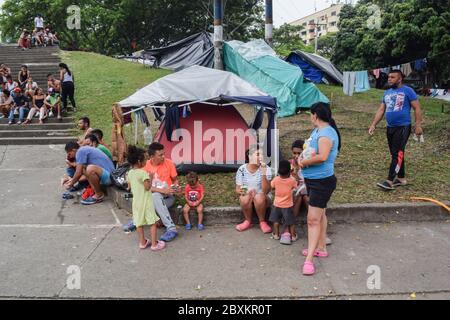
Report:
269,160,298,245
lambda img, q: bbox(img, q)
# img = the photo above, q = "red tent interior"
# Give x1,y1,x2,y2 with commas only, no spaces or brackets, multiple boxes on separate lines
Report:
155,103,257,166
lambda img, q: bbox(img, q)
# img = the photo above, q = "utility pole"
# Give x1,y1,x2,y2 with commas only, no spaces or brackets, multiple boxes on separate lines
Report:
214,0,224,70
265,0,273,47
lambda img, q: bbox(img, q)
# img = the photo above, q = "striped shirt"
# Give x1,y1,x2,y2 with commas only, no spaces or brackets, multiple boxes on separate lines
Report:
235,164,272,194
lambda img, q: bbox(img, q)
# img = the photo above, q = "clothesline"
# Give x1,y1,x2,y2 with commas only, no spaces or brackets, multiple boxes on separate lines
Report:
343,57,427,74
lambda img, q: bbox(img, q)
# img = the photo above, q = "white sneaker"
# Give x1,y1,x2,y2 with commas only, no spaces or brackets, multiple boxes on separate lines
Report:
35,112,40,118
49,111,54,117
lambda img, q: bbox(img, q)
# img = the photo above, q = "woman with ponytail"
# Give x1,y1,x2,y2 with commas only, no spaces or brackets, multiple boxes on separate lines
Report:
297,102,341,276
59,63,76,112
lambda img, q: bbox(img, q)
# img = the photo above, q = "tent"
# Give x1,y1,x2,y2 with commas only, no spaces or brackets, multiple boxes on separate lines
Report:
117,65,279,173
286,51,343,85
141,32,214,71
223,39,329,118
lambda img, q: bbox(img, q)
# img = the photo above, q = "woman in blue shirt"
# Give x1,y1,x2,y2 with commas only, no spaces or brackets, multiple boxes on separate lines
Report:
298,103,341,276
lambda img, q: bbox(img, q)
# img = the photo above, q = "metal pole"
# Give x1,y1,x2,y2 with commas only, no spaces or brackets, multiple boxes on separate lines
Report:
214,0,224,70
265,0,273,47
315,18,319,54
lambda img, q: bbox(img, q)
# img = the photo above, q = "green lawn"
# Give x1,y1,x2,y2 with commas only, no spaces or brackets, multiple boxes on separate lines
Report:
63,51,450,206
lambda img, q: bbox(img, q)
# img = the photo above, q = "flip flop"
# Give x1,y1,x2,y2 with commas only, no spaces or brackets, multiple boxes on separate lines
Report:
235,220,252,232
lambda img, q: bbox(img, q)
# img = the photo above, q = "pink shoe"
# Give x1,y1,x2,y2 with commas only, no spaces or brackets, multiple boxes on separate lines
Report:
302,261,315,276
139,238,151,249
151,240,166,251
235,220,252,232
302,249,329,258
259,221,272,234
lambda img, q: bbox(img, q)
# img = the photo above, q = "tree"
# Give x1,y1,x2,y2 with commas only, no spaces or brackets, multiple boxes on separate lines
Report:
0,0,264,55
332,0,450,83
272,23,313,57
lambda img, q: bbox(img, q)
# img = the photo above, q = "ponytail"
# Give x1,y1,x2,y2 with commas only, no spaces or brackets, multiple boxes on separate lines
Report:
310,102,341,151
59,63,72,76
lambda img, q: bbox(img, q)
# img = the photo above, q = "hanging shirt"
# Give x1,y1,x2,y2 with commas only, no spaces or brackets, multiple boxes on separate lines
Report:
414,59,427,71
382,85,418,127
355,71,370,93
400,63,413,78
343,71,356,96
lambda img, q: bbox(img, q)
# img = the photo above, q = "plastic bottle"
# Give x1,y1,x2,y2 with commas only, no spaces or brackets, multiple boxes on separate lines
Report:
143,127,152,145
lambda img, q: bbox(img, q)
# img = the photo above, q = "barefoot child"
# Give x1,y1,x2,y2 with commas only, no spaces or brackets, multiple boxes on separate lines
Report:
127,145,166,251
183,172,205,230
269,160,298,245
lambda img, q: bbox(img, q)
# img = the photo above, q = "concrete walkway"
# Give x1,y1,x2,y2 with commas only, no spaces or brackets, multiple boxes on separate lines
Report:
1,145,449,299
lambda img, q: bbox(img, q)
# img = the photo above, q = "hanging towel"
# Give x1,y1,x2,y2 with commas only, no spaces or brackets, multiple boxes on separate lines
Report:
372,69,381,79
343,71,356,96
355,71,370,93
392,65,401,70
401,63,413,77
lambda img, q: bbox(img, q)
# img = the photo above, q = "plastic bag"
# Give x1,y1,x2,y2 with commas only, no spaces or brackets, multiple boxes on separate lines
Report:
111,163,131,191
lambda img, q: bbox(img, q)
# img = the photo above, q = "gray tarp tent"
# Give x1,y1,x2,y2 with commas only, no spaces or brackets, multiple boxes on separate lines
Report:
286,51,343,85
142,32,214,71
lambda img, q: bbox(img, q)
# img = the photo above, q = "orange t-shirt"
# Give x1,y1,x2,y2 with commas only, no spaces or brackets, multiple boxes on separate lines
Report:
271,176,297,208
143,159,177,188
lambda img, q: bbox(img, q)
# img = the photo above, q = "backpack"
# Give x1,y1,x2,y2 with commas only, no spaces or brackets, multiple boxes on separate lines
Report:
111,163,131,191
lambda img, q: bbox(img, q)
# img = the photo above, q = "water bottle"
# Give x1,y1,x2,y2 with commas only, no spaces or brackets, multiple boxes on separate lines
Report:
143,127,152,145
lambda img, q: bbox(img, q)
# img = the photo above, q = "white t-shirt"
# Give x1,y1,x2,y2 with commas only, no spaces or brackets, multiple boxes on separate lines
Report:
5,81,18,92
34,17,44,28
235,164,272,194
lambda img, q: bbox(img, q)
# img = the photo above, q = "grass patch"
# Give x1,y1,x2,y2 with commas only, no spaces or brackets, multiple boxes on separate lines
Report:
64,51,450,206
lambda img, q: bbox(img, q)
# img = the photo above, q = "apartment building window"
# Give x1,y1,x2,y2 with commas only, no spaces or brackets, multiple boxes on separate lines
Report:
330,21,337,27
309,29,315,33
309,19,315,24
303,22,307,27
331,11,337,16
301,31,307,36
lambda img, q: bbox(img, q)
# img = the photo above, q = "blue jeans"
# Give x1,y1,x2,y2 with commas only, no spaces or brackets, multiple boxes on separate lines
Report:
8,106,29,122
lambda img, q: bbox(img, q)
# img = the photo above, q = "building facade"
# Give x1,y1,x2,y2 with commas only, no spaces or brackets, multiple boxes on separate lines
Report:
289,4,344,44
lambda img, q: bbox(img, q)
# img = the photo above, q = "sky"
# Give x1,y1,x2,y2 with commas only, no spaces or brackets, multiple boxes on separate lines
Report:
273,0,358,26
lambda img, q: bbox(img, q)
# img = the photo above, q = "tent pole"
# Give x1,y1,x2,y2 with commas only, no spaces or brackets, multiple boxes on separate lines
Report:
273,112,279,176
134,113,138,145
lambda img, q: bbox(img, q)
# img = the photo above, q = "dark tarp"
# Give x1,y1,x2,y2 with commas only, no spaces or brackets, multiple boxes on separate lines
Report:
286,51,343,85
142,32,214,71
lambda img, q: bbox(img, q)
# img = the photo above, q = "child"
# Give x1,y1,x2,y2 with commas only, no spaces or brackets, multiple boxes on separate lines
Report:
183,171,205,230
269,160,298,245
126,145,166,251
289,139,309,239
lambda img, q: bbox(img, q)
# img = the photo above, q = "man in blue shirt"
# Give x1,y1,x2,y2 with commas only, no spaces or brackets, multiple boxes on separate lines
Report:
64,141,115,205
369,70,423,190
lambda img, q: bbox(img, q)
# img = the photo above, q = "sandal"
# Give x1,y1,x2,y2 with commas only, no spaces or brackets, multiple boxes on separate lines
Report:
235,220,252,232
302,249,329,258
393,178,407,187
302,261,315,276
151,240,166,251
80,196,104,205
259,221,272,234
280,232,292,245
271,232,280,240
139,239,151,249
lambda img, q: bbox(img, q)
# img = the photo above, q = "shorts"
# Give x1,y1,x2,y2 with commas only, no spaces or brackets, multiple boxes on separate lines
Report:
269,206,296,226
100,169,111,186
305,175,337,209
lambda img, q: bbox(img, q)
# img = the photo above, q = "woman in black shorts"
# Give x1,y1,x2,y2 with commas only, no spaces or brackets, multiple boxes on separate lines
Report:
297,103,341,276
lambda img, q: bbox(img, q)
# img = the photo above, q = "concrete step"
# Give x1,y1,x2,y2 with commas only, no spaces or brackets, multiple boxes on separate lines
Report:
0,129,74,137
0,117,74,124
0,136,78,145
0,123,74,130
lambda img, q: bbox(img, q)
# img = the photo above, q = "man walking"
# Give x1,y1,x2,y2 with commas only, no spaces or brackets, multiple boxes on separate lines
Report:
369,70,423,190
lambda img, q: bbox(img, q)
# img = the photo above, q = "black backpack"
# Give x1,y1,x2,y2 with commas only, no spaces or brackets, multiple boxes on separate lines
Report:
111,163,130,191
